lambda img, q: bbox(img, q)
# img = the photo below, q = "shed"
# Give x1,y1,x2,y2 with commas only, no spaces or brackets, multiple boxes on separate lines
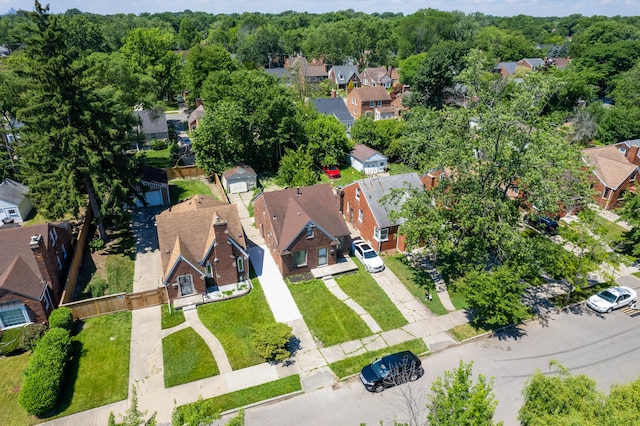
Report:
137,166,171,207
349,144,388,175
0,178,32,224
222,165,258,194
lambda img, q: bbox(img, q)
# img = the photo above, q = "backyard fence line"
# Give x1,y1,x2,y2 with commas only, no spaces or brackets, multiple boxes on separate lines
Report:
164,165,205,180
61,287,168,320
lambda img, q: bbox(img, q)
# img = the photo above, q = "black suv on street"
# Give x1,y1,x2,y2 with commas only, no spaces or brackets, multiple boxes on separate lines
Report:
525,214,559,235
360,351,423,392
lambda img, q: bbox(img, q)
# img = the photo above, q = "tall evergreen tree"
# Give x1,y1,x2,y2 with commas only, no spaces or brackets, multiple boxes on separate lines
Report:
15,2,140,240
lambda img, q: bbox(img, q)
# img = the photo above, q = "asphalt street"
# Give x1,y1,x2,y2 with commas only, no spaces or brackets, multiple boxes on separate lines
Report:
234,303,640,426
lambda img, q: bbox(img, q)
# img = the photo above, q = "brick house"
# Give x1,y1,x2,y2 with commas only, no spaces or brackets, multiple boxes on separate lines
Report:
582,144,639,210
156,195,249,302
0,222,74,330
340,173,424,252
346,86,392,119
253,184,351,277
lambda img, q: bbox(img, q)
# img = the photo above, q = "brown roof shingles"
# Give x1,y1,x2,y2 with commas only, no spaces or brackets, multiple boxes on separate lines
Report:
351,86,392,102
156,197,246,281
258,184,350,253
583,145,639,189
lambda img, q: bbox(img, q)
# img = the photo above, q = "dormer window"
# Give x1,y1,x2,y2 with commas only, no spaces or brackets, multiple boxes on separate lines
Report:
307,226,314,239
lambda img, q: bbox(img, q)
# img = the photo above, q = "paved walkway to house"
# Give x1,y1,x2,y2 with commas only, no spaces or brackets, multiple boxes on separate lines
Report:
183,308,233,374
589,203,633,231
370,265,434,322
321,276,382,333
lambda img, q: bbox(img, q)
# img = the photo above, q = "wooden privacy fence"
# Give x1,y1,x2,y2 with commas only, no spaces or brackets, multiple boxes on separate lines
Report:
164,165,205,180
61,287,167,320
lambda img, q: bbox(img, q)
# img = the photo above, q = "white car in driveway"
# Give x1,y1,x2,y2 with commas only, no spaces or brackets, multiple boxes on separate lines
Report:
587,286,637,313
351,239,385,273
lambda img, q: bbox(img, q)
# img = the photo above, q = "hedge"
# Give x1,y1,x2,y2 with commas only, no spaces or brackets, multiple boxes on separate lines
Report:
48,307,75,332
18,327,71,416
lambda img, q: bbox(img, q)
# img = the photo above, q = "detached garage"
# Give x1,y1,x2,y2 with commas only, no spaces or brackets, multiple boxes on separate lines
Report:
222,165,257,194
136,166,171,207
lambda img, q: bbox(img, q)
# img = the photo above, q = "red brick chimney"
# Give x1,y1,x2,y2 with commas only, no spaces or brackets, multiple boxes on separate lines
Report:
30,234,58,299
195,98,204,108
330,89,336,99
626,145,640,165
211,216,238,286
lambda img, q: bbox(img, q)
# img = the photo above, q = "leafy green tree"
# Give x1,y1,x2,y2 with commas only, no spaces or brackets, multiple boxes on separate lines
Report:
15,3,141,240
252,322,293,362
394,50,591,277
398,53,427,87
458,266,529,327
300,105,350,167
410,40,470,109
473,26,537,62
620,192,640,257
351,114,405,156
185,44,237,101
276,149,317,187
108,384,157,426
177,17,200,50
394,9,457,58
427,360,501,426
120,27,182,100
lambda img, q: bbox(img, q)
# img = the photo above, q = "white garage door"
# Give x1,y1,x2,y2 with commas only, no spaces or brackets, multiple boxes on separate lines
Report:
229,181,248,193
143,190,163,206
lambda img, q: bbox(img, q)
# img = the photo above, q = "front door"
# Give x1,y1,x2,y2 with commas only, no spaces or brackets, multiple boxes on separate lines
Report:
318,247,328,266
178,275,194,296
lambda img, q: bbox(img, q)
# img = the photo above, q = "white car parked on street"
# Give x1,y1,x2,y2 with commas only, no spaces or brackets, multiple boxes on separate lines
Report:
586,286,637,313
351,239,385,273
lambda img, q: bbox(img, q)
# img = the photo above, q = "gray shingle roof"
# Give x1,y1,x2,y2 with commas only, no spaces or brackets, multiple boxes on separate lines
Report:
311,98,354,126
0,178,29,205
348,173,423,228
330,65,359,84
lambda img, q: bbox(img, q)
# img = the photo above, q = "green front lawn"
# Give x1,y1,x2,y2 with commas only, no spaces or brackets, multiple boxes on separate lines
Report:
54,311,132,418
169,179,214,204
383,254,468,315
335,265,408,331
172,375,301,423
449,323,492,342
288,279,372,347
163,328,219,387
0,352,38,425
386,163,418,176
329,339,428,379
140,146,173,168
580,210,627,247
161,304,186,329
197,279,276,370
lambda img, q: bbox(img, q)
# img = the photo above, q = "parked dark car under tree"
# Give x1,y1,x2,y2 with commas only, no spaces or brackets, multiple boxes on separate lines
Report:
360,351,424,392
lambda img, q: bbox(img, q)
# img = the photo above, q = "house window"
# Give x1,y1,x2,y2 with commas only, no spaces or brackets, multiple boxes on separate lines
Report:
377,101,382,107
205,262,213,278
49,229,58,246
355,187,360,200
358,209,363,223
369,101,374,108
374,227,389,242
57,256,62,270
178,275,194,296
293,250,307,267
603,188,611,199
307,226,314,239
7,208,18,217
619,147,627,155
318,247,328,266
62,244,67,259
0,303,30,329
237,257,245,273
43,287,52,311
352,97,356,105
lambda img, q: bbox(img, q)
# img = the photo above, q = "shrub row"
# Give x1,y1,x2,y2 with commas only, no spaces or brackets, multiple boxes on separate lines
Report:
18,309,74,416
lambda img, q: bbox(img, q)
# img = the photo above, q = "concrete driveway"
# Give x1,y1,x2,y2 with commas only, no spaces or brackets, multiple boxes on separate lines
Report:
131,208,163,292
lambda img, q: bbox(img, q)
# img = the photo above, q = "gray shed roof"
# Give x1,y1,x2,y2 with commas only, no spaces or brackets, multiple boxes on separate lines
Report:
311,98,354,126
347,173,423,228
350,144,387,163
0,178,29,205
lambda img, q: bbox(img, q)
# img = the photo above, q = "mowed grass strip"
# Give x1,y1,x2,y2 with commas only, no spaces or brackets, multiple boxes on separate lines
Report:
335,266,408,331
329,339,429,379
161,304,186,329
173,375,301,420
170,179,213,204
198,279,276,370
0,352,38,426
163,327,219,387
54,311,132,418
288,279,372,347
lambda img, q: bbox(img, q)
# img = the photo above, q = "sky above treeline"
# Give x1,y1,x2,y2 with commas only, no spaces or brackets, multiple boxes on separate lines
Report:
1,0,636,17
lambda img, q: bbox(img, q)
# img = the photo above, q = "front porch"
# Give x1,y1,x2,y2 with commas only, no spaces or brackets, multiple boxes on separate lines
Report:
172,280,252,310
310,254,358,278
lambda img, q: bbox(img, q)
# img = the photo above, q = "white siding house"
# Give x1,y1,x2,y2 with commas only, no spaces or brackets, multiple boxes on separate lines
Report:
0,178,32,224
349,144,388,175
